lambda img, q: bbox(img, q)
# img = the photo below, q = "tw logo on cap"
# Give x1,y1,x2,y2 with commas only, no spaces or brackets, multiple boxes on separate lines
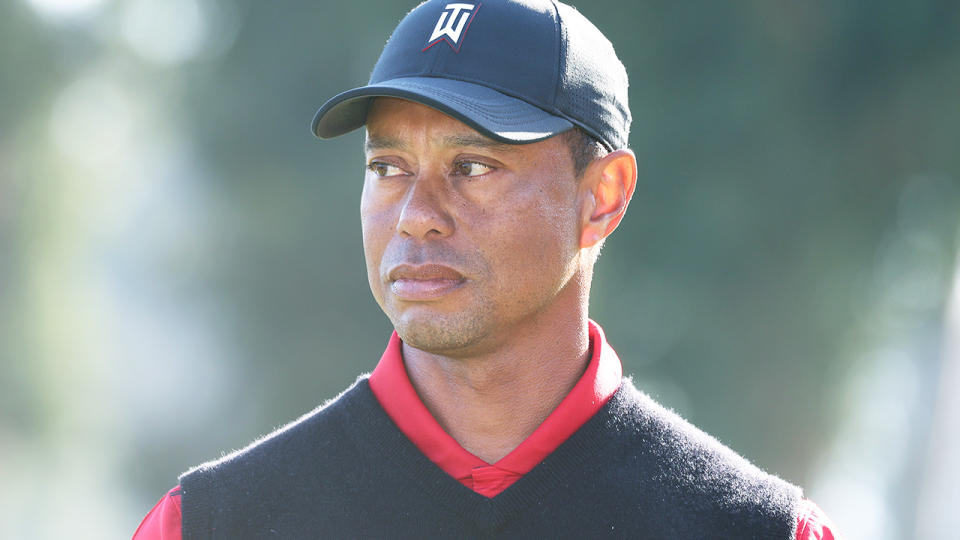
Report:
423,3,480,52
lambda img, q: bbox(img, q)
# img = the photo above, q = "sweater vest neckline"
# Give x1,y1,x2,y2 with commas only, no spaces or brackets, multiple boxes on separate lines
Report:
345,378,617,532
180,376,802,539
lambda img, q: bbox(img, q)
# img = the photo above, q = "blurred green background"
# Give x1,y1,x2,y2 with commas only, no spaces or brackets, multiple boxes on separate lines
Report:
1,0,959,538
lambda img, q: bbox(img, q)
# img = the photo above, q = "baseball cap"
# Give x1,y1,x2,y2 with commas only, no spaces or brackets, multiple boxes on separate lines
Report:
312,0,631,151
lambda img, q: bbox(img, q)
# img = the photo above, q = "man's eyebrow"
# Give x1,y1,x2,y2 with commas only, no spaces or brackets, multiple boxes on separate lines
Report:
365,135,408,153
441,134,518,152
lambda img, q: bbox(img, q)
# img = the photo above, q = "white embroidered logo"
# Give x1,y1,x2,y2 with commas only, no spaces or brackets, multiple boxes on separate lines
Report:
424,3,479,52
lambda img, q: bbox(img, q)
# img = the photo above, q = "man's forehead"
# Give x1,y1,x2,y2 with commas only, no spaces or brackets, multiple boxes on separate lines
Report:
364,133,519,154
364,98,520,154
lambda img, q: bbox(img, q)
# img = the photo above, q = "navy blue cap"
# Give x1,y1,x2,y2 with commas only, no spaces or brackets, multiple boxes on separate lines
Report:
312,0,631,150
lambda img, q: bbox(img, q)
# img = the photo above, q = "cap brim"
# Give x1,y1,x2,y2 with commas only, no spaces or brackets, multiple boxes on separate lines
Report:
311,77,573,144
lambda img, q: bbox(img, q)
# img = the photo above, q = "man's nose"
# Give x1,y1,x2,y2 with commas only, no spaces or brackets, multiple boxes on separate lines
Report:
396,174,455,239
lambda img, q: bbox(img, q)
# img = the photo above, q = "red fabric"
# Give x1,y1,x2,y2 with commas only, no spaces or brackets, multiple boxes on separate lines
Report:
368,319,622,496
132,486,181,540
132,321,842,540
795,499,843,540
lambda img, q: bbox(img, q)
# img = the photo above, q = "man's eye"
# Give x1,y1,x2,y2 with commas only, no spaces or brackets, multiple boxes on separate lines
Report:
454,161,493,178
367,161,405,177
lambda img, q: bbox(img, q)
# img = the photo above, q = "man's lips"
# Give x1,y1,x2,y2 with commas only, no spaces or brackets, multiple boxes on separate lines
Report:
387,264,466,300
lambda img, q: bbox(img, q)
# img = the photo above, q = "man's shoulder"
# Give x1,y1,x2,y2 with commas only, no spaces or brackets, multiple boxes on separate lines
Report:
179,374,374,485
583,379,802,536
604,379,800,493
176,375,400,536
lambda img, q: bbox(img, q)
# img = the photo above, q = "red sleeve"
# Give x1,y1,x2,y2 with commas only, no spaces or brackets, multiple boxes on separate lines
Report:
795,499,843,540
132,486,182,540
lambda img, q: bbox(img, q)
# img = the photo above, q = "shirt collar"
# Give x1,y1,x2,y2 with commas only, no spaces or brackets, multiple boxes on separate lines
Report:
368,320,622,481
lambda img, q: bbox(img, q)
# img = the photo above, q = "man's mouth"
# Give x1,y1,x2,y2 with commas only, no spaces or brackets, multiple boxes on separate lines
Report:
387,264,467,301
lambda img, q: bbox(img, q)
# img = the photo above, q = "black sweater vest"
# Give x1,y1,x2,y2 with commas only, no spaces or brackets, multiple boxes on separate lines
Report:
180,378,801,539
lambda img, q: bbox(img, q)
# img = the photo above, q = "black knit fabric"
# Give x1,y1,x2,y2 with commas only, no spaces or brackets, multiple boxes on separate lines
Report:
180,377,801,539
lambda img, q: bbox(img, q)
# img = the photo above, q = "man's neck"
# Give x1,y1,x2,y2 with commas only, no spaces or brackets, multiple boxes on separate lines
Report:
402,308,590,464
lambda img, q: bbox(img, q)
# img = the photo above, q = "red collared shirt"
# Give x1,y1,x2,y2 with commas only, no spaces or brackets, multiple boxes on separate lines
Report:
367,320,623,496
134,322,841,539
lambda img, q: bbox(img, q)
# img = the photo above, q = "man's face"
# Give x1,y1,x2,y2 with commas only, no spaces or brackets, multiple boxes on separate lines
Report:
361,98,585,356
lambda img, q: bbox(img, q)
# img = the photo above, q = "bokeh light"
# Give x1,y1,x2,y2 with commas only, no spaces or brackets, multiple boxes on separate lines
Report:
120,0,207,65
24,0,104,19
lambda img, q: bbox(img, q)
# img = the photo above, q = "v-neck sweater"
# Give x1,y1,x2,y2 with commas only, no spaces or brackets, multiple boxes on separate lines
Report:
175,376,803,538
133,322,842,539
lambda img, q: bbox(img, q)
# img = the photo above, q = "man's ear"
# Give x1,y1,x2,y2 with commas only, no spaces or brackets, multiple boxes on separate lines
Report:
579,149,638,248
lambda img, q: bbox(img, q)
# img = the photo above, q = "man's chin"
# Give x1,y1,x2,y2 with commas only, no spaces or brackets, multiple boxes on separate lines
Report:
391,311,491,356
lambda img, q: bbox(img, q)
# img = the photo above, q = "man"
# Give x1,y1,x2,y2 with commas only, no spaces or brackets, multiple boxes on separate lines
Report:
135,1,841,538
